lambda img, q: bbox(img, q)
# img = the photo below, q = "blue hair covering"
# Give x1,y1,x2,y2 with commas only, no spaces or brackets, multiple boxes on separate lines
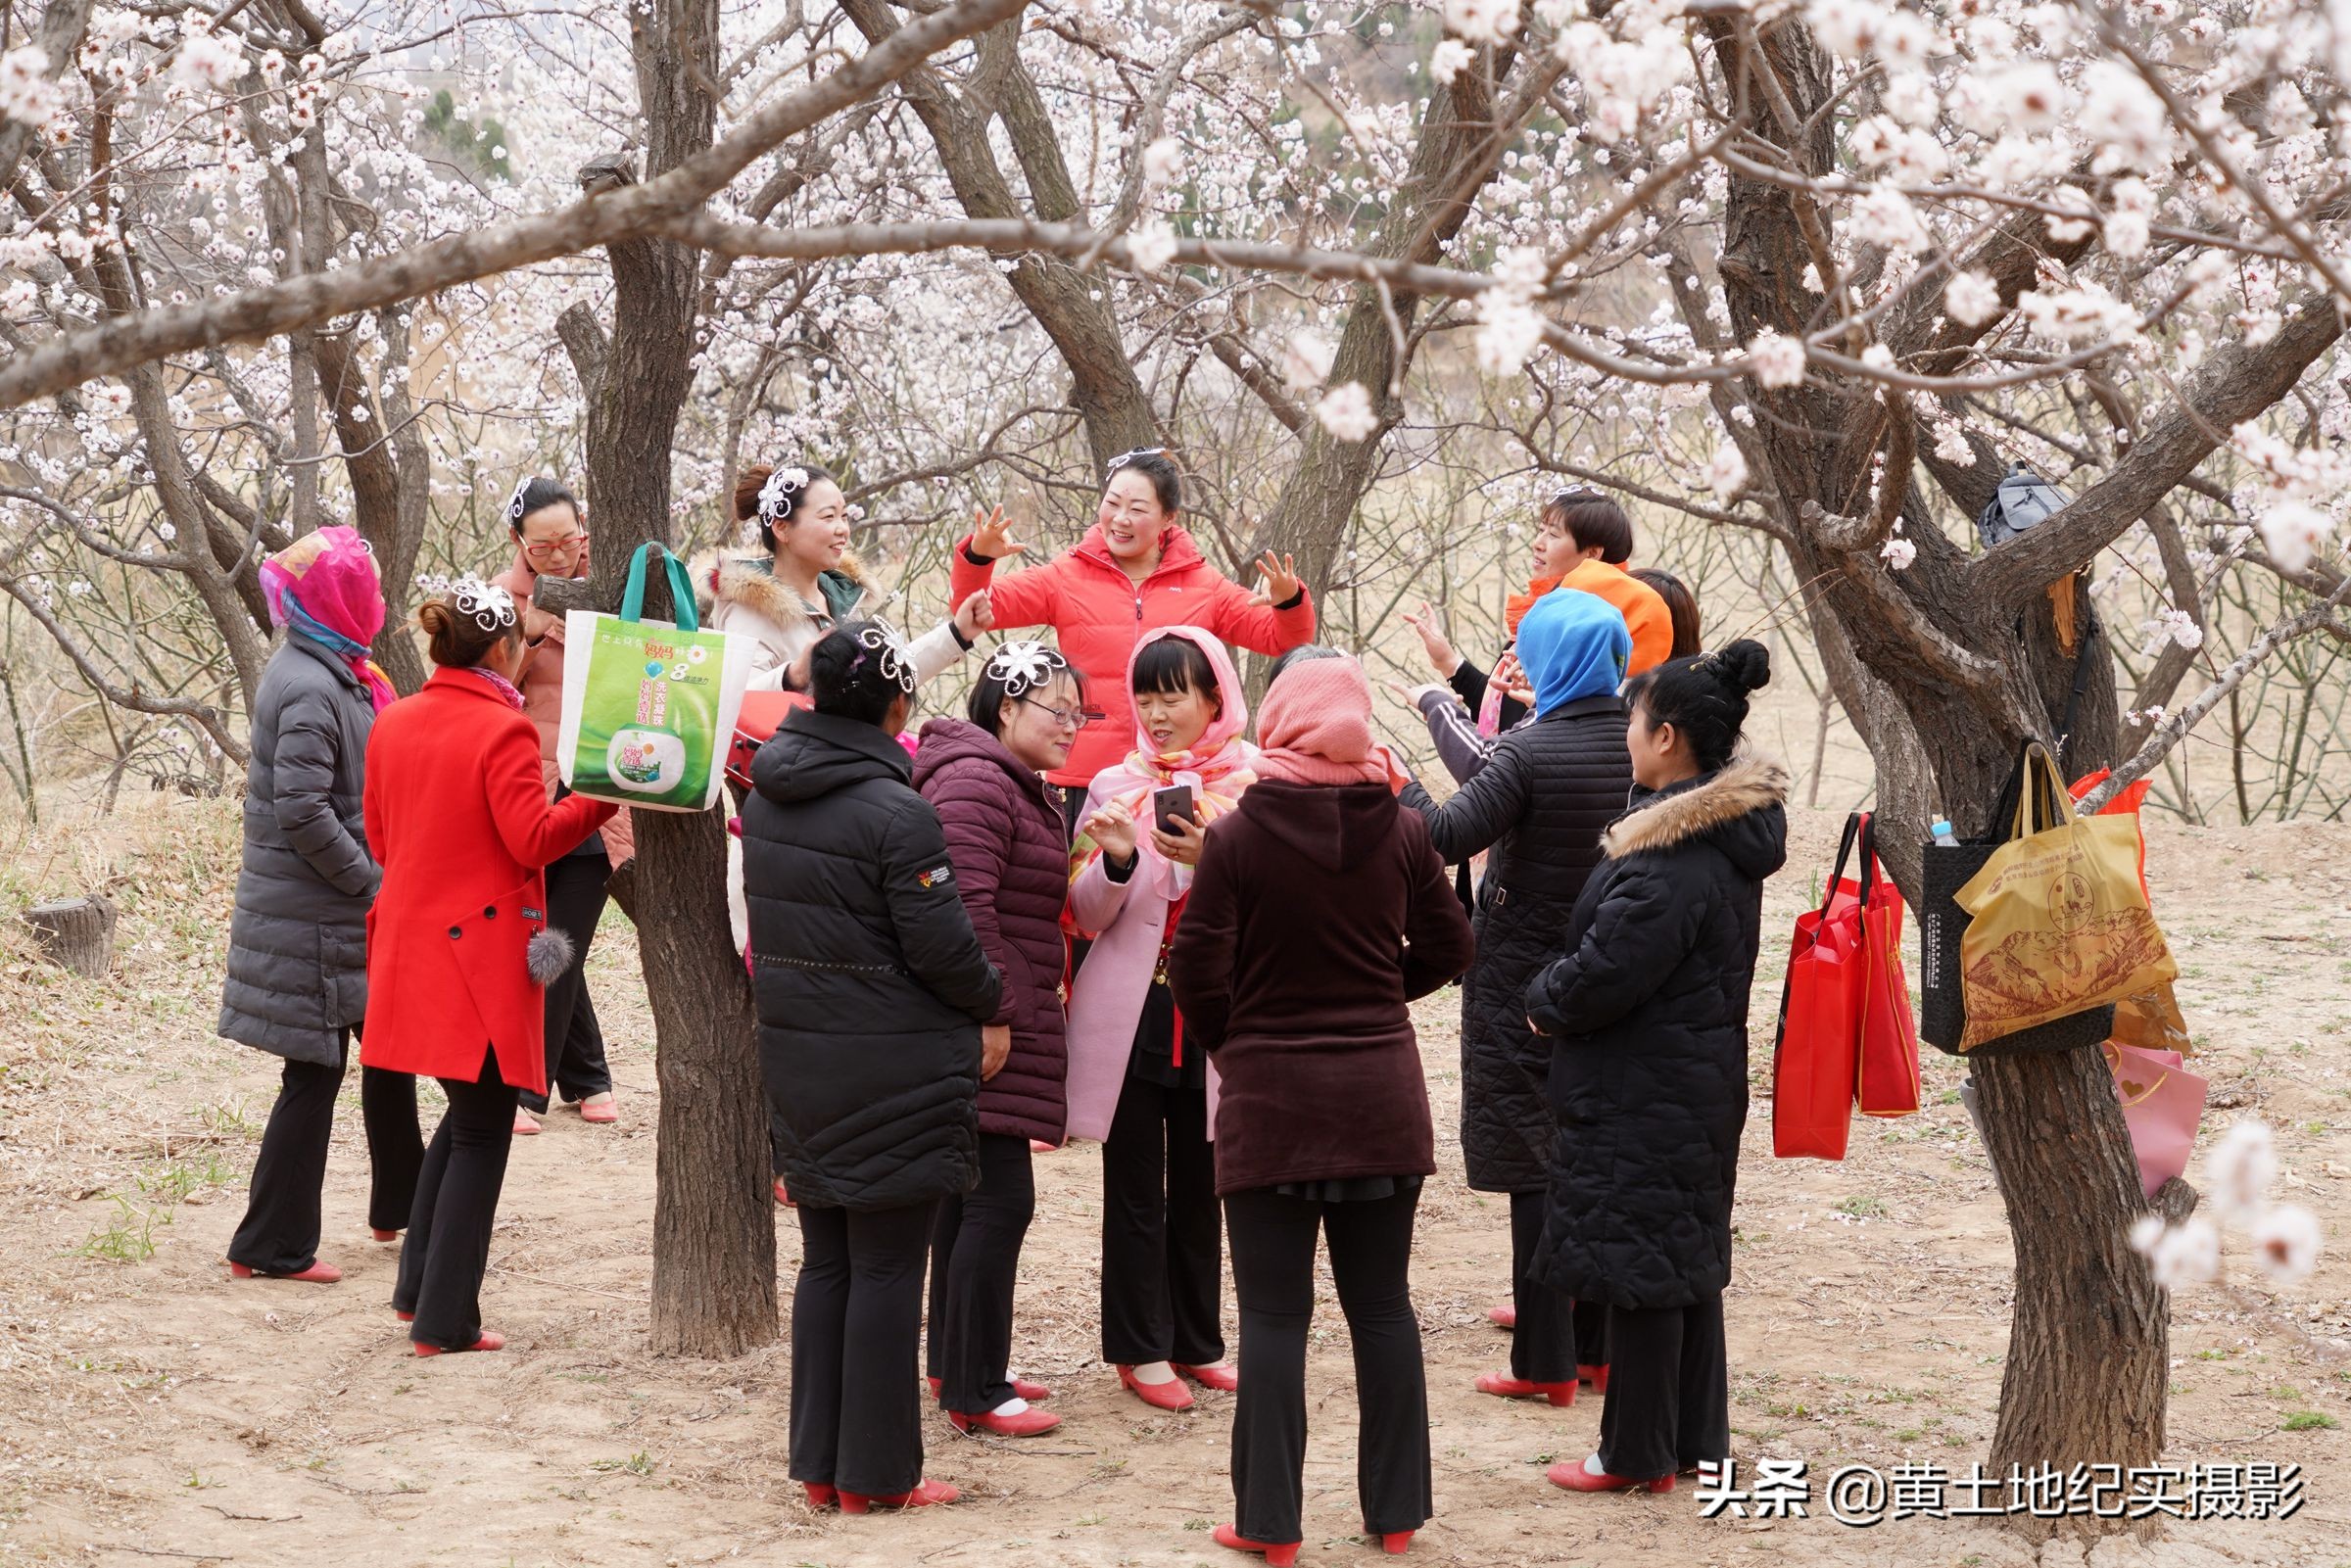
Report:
1515,586,1631,714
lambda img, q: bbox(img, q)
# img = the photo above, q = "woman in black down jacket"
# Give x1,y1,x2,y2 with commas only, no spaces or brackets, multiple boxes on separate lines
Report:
1400,587,1631,1407
1528,641,1786,1495
743,620,1003,1513
913,641,1085,1440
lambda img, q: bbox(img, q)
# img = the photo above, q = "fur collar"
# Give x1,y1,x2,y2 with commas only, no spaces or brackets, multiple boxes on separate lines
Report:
690,547,870,633
1602,753,1791,858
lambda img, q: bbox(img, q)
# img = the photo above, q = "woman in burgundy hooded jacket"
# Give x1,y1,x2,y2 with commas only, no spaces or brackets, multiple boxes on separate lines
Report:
912,641,1087,1438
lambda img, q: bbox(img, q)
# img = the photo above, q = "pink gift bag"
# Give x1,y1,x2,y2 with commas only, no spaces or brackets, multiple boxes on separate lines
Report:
2103,1042,2207,1199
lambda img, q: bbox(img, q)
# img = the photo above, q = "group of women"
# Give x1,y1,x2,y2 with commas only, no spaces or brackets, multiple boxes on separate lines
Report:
216,451,1788,1558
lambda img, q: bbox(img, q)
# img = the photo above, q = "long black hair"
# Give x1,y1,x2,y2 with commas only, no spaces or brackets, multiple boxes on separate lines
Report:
1624,639,1770,772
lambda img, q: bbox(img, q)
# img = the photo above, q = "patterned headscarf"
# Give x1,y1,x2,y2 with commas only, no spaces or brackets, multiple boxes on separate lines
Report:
260,526,396,712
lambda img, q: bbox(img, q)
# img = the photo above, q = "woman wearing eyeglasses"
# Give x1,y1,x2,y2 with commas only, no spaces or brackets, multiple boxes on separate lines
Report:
490,477,631,1137
911,641,1087,1438
946,449,1316,826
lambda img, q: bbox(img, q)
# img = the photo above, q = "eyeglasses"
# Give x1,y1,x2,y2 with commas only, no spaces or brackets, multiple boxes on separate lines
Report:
1018,697,1103,732
522,532,588,558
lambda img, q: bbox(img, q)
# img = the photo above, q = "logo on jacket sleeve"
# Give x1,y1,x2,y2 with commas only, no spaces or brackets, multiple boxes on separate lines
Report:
918,864,954,888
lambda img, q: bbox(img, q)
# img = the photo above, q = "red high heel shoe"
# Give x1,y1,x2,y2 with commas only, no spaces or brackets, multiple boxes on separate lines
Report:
1578,1362,1609,1394
1117,1365,1195,1411
1474,1371,1575,1406
1547,1458,1673,1494
370,1228,400,1243
929,1375,1052,1402
946,1406,1062,1438
1175,1361,1239,1392
838,1479,958,1511
1487,1304,1516,1329
395,1309,414,1323
412,1330,505,1357
802,1482,838,1509
1370,1527,1415,1554
1212,1524,1299,1566
226,1259,342,1284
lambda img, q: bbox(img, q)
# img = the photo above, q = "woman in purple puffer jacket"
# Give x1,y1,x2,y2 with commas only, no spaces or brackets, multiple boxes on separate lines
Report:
912,640,1086,1438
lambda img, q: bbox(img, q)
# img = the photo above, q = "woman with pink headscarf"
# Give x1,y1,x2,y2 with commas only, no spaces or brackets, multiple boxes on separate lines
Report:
219,526,423,1285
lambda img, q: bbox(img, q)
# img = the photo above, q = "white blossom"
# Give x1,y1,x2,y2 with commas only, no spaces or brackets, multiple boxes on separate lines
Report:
2250,1205,2323,1286
2206,1120,2279,1224
1850,188,1931,254
1703,441,1748,495
1315,381,1378,443
1280,329,1335,392
0,46,60,126
1140,137,1183,187
1474,246,1550,377
1744,329,1807,389
171,24,243,92
2136,1216,2221,1290
1880,537,1917,570
1128,219,1178,276
1430,39,1474,85
1443,0,1519,46
2256,500,2334,573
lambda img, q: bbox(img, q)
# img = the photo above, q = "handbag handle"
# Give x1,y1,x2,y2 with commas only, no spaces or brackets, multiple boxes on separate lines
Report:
1816,811,1864,917
2101,1041,2170,1107
1855,810,1881,904
2010,740,2075,839
618,543,700,633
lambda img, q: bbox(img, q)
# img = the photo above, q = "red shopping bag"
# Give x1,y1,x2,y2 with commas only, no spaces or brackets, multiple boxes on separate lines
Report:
2103,1041,2206,1198
1851,813,1921,1118
1771,815,1866,1160
726,689,810,791
2069,767,2152,901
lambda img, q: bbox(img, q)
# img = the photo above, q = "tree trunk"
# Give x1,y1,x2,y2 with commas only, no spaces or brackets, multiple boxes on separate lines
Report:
24,894,116,976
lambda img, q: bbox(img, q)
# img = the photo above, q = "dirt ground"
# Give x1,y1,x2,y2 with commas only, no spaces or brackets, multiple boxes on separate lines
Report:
1,793,2347,1568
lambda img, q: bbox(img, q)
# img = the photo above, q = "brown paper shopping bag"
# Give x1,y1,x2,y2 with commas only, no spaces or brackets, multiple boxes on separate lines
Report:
1952,742,2176,1051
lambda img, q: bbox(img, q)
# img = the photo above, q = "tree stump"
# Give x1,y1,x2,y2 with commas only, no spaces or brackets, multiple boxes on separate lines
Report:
24,894,117,977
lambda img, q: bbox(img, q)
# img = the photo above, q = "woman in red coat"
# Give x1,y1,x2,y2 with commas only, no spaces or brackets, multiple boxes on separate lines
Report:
361,580,614,1355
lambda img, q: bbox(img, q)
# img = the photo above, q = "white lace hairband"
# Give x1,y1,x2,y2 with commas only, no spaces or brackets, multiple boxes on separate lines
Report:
853,619,918,693
757,465,811,524
417,573,518,633
504,476,536,525
984,639,1064,697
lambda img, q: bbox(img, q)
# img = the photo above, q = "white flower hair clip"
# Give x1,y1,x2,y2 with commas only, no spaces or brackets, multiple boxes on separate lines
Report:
853,619,918,693
504,476,535,524
452,575,518,634
1104,446,1168,477
756,465,813,524
984,639,1061,697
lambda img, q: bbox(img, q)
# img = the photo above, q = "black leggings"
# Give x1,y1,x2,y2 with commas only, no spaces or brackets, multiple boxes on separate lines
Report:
1100,1074,1223,1366
1509,1190,1607,1381
1225,1185,1430,1544
791,1201,936,1497
520,850,614,1115
927,1133,1037,1414
394,1050,519,1351
228,1030,422,1275
1598,1292,1729,1481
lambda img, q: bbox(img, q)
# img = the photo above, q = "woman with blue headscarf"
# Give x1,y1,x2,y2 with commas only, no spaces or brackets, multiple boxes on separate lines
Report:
1398,588,1634,1407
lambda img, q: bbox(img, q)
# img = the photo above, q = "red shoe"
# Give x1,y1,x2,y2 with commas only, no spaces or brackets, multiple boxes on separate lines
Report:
512,1109,541,1137
1175,1361,1239,1392
1030,1139,1055,1154
1212,1523,1299,1566
1487,1304,1516,1329
1117,1365,1195,1412
1475,1371,1575,1406
413,1330,505,1357
947,1406,1062,1438
930,1375,1052,1402
838,1479,958,1511
578,1094,618,1125
370,1228,400,1243
395,1309,414,1323
773,1178,795,1208
1371,1528,1415,1555
1547,1458,1673,1494
226,1259,342,1284
802,1482,838,1509
1578,1362,1609,1394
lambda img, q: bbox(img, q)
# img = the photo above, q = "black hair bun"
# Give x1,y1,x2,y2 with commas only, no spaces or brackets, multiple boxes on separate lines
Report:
1709,639,1771,695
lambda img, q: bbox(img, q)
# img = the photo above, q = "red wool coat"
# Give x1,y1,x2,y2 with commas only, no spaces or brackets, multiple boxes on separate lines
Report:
360,669,614,1092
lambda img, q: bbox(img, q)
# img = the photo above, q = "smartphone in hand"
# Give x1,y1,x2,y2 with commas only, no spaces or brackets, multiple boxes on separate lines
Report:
1152,784,1197,836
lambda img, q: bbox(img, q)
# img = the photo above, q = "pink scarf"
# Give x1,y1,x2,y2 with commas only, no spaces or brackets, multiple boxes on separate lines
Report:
1255,655,1401,787
1069,628,1260,890
464,665,527,711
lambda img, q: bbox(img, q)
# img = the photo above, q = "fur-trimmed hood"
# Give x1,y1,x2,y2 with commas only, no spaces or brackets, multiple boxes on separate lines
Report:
689,547,875,636
1601,753,1790,879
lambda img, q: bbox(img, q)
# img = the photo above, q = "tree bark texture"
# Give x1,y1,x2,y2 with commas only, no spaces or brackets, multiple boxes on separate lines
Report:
24,894,117,976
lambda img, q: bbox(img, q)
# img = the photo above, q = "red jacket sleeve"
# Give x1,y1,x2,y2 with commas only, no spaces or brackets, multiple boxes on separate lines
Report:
1204,574,1317,655
949,538,1063,631
483,719,616,869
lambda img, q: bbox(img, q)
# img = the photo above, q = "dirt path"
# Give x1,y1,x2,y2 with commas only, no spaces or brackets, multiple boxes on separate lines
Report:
0,797,2346,1567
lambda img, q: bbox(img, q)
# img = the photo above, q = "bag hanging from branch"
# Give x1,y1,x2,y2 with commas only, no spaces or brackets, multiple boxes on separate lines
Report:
556,543,752,813
1850,813,1922,1118
2103,1041,2207,1199
1771,815,1864,1161
1952,741,2176,1051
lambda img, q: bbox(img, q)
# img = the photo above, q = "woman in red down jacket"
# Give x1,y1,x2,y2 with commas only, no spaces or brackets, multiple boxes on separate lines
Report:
912,640,1086,1439
361,581,613,1356
948,449,1316,813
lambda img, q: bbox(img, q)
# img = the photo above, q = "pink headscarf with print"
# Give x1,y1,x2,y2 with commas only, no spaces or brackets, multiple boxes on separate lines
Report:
259,526,396,712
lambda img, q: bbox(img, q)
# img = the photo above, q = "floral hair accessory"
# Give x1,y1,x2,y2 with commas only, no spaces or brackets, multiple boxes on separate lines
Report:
1104,446,1168,477
504,476,536,524
451,575,518,634
756,465,813,524
984,639,1064,697
854,619,918,692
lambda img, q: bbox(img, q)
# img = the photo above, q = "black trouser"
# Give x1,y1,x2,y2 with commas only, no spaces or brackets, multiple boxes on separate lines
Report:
228,1030,422,1275
927,1133,1037,1414
1509,1190,1607,1381
1597,1292,1729,1481
791,1200,936,1497
394,1050,519,1351
1225,1186,1429,1544
1101,1073,1223,1366
520,850,614,1116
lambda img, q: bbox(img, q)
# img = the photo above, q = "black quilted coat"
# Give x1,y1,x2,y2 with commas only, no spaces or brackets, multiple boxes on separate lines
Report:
1528,757,1789,1308
743,707,1003,1212
912,718,1072,1147
1400,694,1632,1192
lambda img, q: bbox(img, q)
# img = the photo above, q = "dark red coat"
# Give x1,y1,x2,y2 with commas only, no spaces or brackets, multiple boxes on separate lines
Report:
1168,779,1475,1195
912,718,1071,1145
360,669,613,1092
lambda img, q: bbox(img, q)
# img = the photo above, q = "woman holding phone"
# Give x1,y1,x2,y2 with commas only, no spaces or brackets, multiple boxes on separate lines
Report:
1065,627,1257,1410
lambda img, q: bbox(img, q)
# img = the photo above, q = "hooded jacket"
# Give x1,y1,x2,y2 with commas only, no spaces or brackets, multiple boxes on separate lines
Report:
912,717,1071,1146
948,522,1316,784
1168,779,1474,1196
1528,756,1791,1308
691,548,965,692
743,705,1004,1210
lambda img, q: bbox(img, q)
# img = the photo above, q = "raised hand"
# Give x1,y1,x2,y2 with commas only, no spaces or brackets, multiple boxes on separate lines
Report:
1253,549,1302,607
1401,599,1460,679
969,504,1030,562
953,589,994,641
1492,650,1535,707
1083,798,1138,865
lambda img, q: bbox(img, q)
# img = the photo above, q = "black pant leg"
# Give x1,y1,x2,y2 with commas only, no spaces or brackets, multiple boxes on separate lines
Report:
393,1108,451,1314
1164,1080,1225,1366
227,1042,348,1275
525,852,613,1114
1325,1188,1431,1537
1596,1303,1682,1482
1675,1292,1729,1471
836,1201,937,1497
1100,1075,1172,1364
936,1134,1037,1414
925,1188,960,1385
360,1042,423,1234
791,1205,851,1488
1573,1299,1611,1376
405,1052,520,1351
1224,1187,1319,1545
1508,1189,1574,1383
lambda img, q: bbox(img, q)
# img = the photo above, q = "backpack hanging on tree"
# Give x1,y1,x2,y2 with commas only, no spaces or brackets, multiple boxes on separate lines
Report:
1977,465,2069,548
